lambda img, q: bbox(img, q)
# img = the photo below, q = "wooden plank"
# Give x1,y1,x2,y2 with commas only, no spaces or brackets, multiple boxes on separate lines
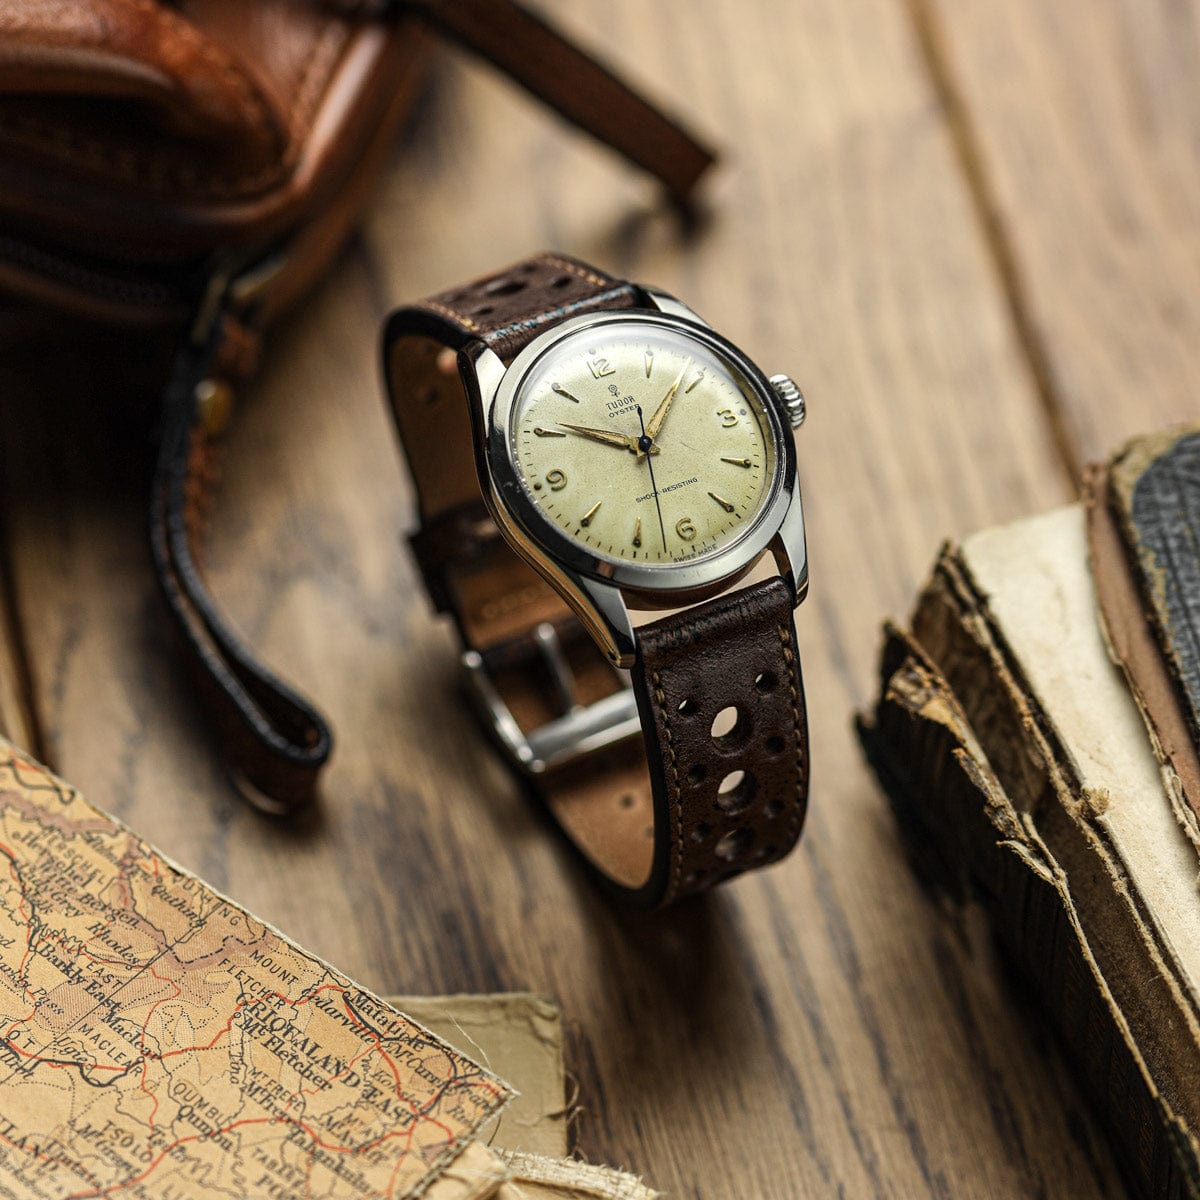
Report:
0,557,33,750
914,0,1200,473
0,1,1124,1195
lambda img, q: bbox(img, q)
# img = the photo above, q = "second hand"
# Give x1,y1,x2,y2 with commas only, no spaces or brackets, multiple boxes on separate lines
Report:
636,405,668,552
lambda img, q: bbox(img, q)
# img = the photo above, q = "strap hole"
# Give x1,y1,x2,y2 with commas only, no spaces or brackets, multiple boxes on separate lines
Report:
754,671,778,694
551,275,573,289
715,769,756,815
691,821,712,844
715,827,754,862
472,304,495,317
765,735,785,756
677,697,697,716
620,793,636,809
436,348,458,375
765,799,784,819
687,763,706,786
710,705,739,739
414,385,438,405
483,277,526,297
718,769,745,795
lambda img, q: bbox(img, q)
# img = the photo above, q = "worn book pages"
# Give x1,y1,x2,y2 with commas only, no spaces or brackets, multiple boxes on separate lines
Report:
0,740,510,1199
862,504,1200,1199
392,994,567,1157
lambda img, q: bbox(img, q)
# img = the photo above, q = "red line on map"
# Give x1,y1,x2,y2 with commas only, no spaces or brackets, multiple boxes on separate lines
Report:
0,836,502,1198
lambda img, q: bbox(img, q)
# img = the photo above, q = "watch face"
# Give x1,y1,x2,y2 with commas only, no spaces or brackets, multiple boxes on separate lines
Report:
505,317,781,572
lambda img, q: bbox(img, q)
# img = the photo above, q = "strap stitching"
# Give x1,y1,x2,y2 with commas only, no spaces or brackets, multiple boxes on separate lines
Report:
777,622,805,845
425,298,480,333
540,254,610,289
651,669,684,902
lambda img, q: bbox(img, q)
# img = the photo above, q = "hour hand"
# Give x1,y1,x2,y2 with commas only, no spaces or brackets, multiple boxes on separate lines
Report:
558,422,654,454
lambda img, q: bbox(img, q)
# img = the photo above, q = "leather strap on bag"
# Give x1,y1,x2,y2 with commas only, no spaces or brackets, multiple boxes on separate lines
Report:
150,278,332,815
398,0,716,203
383,254,809,906
150,5,716,813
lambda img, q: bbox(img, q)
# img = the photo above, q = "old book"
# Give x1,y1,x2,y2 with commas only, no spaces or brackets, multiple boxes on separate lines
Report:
860,503,1200,1200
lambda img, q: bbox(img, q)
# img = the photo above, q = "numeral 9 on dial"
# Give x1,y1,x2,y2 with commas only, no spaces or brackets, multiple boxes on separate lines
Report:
546,469,568,491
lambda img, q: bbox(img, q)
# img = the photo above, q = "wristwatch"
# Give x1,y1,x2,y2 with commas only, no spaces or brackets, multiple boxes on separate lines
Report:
383,253,809,907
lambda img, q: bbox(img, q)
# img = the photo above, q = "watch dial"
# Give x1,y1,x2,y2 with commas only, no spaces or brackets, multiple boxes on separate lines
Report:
509,319,780,569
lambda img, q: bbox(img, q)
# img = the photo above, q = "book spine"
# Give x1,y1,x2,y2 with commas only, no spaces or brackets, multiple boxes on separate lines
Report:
861,627,1197,1200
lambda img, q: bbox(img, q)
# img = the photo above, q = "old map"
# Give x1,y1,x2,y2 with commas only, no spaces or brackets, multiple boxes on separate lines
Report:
0,745,509,1199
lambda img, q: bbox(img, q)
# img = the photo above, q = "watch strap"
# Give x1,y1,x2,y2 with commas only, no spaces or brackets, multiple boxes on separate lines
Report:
383,253,809,906
543,576,808,905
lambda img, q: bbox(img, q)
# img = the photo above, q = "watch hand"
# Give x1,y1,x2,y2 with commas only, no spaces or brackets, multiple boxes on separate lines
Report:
637,405,668,552
644,359,690,441
558,422,655,454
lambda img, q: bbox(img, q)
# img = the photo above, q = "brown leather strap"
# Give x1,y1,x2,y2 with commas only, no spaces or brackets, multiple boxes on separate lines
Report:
150,296,332,815
395,0,716,203
383,253,808,905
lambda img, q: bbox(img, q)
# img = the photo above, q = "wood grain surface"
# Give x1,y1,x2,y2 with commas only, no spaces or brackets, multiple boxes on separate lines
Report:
2,0,1190,1194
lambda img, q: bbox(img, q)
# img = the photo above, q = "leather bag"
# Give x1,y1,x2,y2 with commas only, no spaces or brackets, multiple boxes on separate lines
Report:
0,0,715,813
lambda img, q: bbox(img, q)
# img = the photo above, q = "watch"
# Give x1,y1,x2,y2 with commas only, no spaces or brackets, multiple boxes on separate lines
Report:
382,253,809,907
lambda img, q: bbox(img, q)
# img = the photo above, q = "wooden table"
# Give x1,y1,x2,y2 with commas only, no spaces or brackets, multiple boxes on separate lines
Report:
2,1,1196,1194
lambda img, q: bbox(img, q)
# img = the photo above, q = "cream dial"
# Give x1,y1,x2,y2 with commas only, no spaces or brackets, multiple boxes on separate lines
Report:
510,320,779,567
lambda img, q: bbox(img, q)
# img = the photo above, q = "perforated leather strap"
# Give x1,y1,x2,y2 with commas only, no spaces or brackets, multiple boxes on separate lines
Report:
384,253,809,906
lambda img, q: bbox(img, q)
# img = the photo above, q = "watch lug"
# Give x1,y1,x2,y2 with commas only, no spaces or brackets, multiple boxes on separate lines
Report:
461,341,507,410
570,572,638,667
771,477,809,606
643,287,709,327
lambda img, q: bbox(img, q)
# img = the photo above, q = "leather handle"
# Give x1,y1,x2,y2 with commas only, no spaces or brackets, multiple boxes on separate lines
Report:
395,0,717,202
149,307,332,815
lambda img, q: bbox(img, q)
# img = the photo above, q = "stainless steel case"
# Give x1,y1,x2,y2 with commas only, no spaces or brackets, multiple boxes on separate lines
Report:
464,291,808,667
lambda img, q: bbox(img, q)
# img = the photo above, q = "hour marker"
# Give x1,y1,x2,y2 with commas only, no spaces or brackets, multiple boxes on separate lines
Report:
552,383,580,402
588,357,616,379
684,369,706,393
580,500,602,527
534,426,567,437
708,491,735,513
644,351,654,378
632,517,642,548
720,456,752,468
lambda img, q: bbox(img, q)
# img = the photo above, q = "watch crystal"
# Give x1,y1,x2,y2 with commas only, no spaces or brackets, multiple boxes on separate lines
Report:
509,319,779,569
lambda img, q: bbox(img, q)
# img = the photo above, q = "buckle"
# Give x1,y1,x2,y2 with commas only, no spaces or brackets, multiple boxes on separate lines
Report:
461,623,640,776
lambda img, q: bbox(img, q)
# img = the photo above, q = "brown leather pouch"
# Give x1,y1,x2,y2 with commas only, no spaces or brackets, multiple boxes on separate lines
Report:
0,0,715,814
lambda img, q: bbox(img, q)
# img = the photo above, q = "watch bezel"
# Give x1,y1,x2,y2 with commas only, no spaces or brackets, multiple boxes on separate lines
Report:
483,308,797,598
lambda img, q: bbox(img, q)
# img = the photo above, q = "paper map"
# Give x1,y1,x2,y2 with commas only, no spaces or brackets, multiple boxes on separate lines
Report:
0,746,509,1199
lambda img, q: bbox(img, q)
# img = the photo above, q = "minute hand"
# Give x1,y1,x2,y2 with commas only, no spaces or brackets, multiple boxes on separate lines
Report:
645,360,691,441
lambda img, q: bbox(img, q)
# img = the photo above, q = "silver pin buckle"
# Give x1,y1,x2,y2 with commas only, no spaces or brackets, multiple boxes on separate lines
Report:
461,623,640,775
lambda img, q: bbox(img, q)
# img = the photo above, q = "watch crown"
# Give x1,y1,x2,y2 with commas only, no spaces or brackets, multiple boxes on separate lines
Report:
769,374,806,429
